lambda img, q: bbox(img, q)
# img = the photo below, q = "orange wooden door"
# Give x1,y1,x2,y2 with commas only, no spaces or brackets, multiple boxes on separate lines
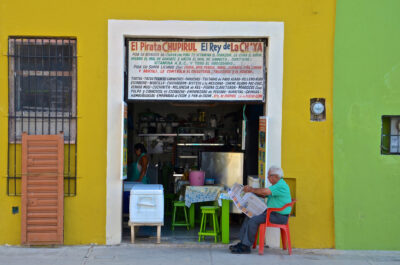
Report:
21,133,64,245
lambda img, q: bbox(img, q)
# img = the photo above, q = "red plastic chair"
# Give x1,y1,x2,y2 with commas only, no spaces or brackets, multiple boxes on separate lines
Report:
252,199,296,255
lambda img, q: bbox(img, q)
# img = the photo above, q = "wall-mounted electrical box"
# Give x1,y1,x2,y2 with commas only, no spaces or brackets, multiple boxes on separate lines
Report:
310,98,326,121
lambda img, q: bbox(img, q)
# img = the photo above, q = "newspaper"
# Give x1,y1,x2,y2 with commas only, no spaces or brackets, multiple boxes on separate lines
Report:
228,183,267,217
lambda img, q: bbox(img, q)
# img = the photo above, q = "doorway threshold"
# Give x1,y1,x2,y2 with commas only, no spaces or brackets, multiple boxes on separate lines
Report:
122,223,241,247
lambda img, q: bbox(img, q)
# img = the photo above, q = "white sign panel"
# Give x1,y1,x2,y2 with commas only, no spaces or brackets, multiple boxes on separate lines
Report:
128,40,266,101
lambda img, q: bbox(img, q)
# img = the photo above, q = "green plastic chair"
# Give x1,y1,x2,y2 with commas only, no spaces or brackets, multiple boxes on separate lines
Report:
198,206,221,242
172,201,190,230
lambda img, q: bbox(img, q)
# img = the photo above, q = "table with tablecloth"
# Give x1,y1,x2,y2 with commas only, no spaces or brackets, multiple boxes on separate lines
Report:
183,185,232,244
184,185,224,207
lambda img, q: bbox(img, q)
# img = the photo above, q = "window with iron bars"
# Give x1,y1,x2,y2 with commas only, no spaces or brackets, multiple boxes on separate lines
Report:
381,116,400,155
7,37,77,196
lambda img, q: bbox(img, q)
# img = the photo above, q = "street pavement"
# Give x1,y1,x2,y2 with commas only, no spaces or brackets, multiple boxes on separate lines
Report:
0,243,400,265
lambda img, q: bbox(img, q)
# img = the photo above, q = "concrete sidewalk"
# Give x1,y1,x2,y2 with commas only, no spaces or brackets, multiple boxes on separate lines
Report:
1,243,400,265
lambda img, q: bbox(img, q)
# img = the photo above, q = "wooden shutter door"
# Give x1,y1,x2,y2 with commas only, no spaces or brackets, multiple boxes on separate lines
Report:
21,133,64,245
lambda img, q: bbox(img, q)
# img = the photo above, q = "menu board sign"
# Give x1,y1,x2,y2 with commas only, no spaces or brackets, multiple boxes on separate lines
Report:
127,40,266,101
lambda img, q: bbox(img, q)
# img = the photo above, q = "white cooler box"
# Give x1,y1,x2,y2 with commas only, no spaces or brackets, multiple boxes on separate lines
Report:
129,184,164,224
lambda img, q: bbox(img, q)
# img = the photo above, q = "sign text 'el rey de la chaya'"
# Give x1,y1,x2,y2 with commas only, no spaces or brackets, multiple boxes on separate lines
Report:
128,40,266,101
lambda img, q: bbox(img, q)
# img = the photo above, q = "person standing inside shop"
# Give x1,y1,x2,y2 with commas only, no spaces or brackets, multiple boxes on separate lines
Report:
128,143,149,184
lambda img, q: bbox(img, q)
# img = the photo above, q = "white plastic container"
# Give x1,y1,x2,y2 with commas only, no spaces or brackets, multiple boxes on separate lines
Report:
129,184,164,224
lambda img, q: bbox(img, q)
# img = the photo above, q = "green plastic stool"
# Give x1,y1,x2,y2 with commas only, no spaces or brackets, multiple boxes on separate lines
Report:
198,206,221,243
172,201,190,230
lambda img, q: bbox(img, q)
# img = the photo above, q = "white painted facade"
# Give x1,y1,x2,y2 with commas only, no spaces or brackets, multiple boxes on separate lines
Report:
107,20,284,245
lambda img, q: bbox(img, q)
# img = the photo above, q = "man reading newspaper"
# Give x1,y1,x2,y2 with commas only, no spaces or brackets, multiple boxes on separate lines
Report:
229,166,292,254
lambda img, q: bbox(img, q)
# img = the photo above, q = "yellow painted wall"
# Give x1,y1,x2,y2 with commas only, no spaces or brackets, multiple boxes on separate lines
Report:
0,0,335,247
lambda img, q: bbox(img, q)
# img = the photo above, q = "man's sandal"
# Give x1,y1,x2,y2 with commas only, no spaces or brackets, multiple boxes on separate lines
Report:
230,245,251,254
229,242,243,251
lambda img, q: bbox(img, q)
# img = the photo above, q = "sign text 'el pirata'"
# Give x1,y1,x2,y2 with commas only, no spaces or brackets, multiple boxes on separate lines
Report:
128,40,266,101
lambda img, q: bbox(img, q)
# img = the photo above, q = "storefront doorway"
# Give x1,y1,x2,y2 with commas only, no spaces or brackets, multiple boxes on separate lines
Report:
121,102,263,243
107,20,284,246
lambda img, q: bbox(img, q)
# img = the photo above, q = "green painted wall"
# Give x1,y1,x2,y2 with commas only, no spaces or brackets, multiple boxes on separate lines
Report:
334,0,400,250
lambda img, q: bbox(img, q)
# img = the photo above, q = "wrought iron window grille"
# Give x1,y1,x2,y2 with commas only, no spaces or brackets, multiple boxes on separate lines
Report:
7,37,77,196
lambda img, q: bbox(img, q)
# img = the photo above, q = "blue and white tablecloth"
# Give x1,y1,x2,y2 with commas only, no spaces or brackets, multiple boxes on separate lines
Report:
184,186,225,208
218,192,231,206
